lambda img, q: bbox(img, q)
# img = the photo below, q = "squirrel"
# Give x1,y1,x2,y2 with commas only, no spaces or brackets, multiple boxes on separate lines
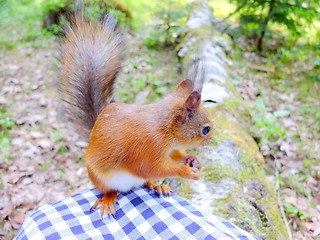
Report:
59,14,214,217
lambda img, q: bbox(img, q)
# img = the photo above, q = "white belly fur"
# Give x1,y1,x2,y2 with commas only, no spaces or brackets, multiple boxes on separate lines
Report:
103,170,146,192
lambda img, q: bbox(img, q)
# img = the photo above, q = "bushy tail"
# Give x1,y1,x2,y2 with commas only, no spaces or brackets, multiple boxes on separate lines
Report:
59,14,124,138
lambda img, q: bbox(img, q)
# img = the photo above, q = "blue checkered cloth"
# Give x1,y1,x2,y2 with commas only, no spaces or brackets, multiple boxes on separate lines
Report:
15,188,259,239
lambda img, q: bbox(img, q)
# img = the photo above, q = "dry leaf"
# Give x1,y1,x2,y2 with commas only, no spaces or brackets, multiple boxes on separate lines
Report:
2,172,23,184
30,132,45,139
38,139,52,149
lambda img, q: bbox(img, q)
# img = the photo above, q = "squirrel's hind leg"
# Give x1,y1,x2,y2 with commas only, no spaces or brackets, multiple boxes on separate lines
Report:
87,167,119,217
90,191,118,218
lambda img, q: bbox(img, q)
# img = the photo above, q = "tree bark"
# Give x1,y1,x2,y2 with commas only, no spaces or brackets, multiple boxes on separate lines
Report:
258,0,276,51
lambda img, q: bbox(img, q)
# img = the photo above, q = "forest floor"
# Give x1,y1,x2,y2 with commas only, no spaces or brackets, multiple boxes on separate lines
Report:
0,39,89,239
0,25,319,240
231,45,320,239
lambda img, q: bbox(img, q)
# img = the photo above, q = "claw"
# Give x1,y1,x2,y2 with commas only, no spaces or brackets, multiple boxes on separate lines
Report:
100,200,105,218
90,198,101,212
90,191,118,218
154,185,162,195
108,197,116,217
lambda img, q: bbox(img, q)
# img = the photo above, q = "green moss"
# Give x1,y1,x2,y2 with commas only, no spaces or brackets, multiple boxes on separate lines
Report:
205,102,288,239
212,181,287,239
202,164,236,182
175,179,193,200
232,198,270,237
209,138,219,147
177,25,218,65
226,80,244,101
208,103,264,166
215,97,252,128
191,25,218,39
179,182,193,200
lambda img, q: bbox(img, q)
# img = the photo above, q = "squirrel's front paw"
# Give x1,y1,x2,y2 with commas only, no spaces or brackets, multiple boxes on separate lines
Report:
183,155,201,170
179,165,201,180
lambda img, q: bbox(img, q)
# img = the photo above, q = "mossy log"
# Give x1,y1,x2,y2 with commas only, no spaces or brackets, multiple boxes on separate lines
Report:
174,1,288,239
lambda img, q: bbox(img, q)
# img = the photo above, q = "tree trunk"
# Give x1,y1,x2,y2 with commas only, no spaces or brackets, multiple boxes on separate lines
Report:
176,1,288,239
258,0,276,51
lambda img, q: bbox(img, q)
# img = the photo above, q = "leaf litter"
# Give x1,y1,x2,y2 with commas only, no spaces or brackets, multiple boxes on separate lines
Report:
0,44,89,239
233,49,320,239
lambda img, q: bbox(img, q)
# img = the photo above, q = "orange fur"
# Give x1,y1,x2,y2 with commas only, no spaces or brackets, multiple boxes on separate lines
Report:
85,80,213,189
60,13,214,216
170,150,186,161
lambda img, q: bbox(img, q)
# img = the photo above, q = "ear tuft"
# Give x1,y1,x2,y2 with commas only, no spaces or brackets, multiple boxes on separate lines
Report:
185,91,201,112
176,79,193,94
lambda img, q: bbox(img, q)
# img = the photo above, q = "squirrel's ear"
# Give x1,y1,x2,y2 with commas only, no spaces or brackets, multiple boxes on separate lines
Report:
176,79,193,94
185,91,201,112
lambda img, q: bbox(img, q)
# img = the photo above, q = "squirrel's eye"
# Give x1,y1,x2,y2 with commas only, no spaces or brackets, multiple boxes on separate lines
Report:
202,126,211,136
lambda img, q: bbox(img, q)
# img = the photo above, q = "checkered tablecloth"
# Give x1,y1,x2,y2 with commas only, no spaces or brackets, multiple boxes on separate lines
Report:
15,187,259,239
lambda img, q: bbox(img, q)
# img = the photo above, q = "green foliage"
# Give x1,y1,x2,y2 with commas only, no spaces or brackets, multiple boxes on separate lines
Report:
314,58,320,68
0,110,14,131
145,31,162,49
284,202,307,220
145,0,188,49
227,0,320,50
118,77,146,102
52,129,68,154
285,173,310,197
58,145,68,155
0,109,15,161
118,74,173,103
0,0,134,47
302,159,315,171
78,0,133,26
0,0,189,48
0,0,67,47
265,44,320,83
252,97,287,143
52,129,63,142
40,163,48,170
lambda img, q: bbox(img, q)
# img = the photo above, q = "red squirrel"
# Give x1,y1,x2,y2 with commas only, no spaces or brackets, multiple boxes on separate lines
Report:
59,14,213,217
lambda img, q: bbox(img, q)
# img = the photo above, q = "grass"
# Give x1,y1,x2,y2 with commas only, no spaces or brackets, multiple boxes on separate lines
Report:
0,109,15,162
252,97,288,144
116,40,180,103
